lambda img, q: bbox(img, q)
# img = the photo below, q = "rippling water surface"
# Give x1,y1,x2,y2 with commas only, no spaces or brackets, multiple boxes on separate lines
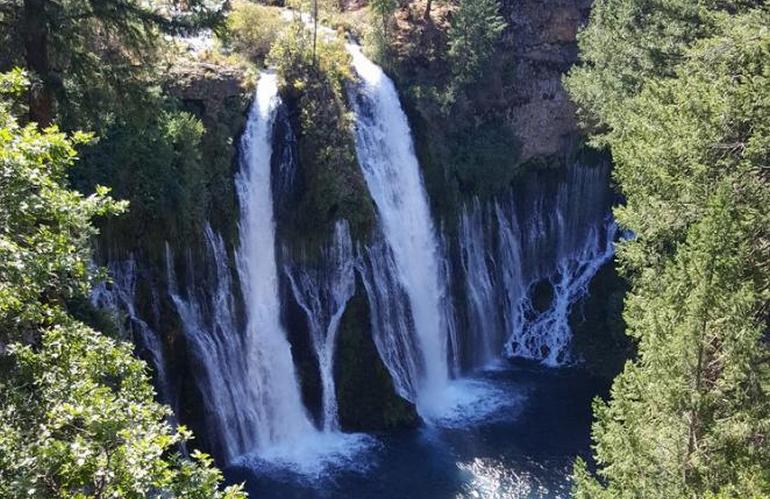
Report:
224,361,607,499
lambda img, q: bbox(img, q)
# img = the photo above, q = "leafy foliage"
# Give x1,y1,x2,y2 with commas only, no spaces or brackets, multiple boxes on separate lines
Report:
0,71,245,499
448,120,519,198
1,0,225,127
269,21,375,243
366,0,398,61
222,2,283,65
72,105,211,243
566,0,747,139
567,4,770,496
446,0,506,89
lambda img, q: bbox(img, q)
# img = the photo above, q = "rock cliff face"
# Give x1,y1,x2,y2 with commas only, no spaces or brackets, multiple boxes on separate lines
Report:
379,0,594,217
499,0,592,160
166,62,248,130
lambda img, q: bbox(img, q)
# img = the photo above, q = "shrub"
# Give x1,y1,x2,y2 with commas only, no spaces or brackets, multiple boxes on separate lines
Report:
224,1,283,64
447,0,506,88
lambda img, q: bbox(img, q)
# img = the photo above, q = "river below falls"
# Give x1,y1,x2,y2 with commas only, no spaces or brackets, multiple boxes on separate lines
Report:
223,361,608,498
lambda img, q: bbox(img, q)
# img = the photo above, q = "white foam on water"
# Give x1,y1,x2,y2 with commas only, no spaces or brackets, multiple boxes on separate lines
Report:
233,432,379,480
426,377,527,428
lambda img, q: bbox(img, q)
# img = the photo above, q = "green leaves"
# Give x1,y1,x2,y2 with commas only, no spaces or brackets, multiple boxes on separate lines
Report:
1,321,245,498
447,0,506,89
0,76,245,498
567,3,770,497
0,68,29,96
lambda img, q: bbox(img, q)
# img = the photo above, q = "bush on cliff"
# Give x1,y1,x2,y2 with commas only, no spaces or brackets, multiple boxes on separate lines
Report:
223,2,283,65
73,105,209,245
269,21,375,244
0,70,244,499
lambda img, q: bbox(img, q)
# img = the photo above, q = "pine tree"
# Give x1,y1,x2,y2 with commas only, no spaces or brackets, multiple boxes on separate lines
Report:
447,0,506,87
567,4,770,497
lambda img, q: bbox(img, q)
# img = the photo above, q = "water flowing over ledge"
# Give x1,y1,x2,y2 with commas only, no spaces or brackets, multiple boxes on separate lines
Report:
347,43,455,419
91,48,618,473
456,163,618,368
284,220,356,432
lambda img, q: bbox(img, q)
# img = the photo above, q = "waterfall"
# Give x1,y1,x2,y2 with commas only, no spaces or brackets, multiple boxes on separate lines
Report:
455,163,617,367
347,44,451,415
502,164,617,365
496,202,526,354
91,258,169,402
165,72,371,470
438,228,461,377
507,223,617,365
233,71,316,452
459,200,502,367
356,238,421,401
92,257,190,456
166,226,258,463
284,221,356,431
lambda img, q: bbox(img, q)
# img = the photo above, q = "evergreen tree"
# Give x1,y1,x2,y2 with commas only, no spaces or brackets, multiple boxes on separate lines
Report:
446,0,506,87
567,4,770,497
1,0,223,128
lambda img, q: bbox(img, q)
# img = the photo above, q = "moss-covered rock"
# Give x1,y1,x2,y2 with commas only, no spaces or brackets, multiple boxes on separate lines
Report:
570,261,634,380
335,278,420,431
270,25,376,252
165,62,251,247
75,60,250,258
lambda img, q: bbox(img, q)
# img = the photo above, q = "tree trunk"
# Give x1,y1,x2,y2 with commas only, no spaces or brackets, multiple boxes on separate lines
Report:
23,0,52,127
423,0,433,20
313,0,318,65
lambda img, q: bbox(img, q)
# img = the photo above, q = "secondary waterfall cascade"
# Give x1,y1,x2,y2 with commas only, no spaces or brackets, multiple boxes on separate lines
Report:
91,257,188,456
459,201,503,367
165,226,255,463
347,43,454,417
284,221,356,432
232,72,316,454
91,258,169,403
456,164,618,367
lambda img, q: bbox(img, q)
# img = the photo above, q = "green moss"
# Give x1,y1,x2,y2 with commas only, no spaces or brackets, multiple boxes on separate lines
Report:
195,92,250,247
270,21,376,251
72,76,248,259
404,102,525,225
570,262,634,380
290,85,375,246
335,284,419,431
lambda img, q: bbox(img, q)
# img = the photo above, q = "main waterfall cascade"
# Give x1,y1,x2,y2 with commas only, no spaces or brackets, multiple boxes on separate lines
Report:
454,164,618,368
92,49,618,469
347,43,454,417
